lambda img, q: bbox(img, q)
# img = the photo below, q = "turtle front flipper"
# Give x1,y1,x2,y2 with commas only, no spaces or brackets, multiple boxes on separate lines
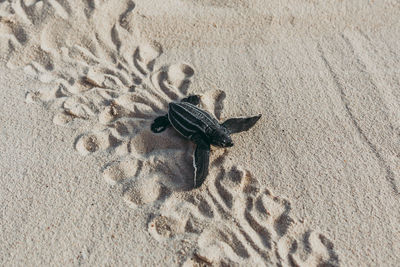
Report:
221,114,261,134
193,138,210,188
151,115,170,133
181,95,200,106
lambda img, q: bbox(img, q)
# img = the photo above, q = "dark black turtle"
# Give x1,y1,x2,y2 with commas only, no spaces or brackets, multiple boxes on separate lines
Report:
151,95,261,189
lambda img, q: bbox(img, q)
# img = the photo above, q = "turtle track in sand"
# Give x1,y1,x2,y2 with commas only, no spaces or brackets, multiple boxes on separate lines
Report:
0,0,339,265
147,158,339,266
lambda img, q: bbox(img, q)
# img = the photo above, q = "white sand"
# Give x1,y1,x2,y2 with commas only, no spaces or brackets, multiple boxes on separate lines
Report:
1,0,400,266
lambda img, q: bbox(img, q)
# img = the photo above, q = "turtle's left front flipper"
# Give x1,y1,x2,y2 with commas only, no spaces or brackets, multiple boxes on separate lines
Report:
222,114,261,134
193,139,210,188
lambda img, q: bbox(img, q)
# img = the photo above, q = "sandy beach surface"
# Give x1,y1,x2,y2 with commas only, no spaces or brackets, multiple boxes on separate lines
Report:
1,0,400,266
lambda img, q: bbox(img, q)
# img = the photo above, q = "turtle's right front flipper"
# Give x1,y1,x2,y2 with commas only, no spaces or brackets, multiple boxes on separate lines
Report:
193,138,210,188
151,115,170,133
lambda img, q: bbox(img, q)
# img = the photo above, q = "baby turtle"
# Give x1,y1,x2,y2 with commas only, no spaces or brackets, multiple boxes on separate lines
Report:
151,95,261,188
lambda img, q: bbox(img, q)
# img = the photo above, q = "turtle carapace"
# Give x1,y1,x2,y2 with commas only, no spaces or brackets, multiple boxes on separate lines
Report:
151,95,261,189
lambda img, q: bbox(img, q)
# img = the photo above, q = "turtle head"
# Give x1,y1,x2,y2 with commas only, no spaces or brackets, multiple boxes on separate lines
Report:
209,127,233,148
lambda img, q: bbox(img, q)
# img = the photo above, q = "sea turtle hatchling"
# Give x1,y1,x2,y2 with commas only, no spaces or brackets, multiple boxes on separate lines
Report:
151,95,261,188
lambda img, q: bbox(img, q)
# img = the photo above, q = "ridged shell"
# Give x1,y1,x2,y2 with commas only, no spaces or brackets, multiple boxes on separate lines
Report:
168,102,219,139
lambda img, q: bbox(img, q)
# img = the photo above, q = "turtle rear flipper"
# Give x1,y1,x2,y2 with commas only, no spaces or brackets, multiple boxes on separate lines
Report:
193,138,210,188
181,94,200,105
221,114,261,134
151,115,170,133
